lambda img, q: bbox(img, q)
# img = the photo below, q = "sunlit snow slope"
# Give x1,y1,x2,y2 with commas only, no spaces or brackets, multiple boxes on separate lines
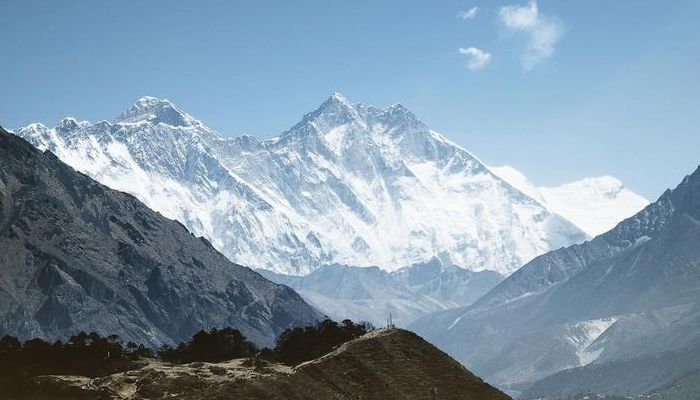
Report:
16,94,588,275
490,165,648,236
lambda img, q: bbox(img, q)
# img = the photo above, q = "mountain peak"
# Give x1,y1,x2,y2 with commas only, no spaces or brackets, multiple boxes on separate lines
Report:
378,102,423,128
287,92,362,134
328,91,350,104
318,91,357,114
683,164,700,185
116,96,200,127
297,94,426,133
59,117,79,128
580,175,624,188
22,122,49,132
137,95,165,103
56,117,90,133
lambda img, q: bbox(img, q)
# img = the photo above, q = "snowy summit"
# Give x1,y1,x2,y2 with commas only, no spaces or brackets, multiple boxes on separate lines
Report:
14,94,643,276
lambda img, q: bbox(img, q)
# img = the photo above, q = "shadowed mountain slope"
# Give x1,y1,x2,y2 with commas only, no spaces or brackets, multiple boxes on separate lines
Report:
0,126,321,347
411,165,700,394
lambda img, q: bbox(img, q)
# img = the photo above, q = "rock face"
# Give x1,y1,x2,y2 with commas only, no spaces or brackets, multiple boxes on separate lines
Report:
25,329,512,400
0,127,321,347
411,165,700,395
259,259,503,326
14,94,588,276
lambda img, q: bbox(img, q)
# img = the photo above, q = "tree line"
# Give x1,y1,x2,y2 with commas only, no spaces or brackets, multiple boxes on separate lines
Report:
0,318,374,394
0,331,150,395
157,318,373,365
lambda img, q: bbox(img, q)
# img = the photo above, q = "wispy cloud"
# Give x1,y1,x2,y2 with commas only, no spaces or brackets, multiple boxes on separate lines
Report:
457,6,479,20
499,1,563,70
458,47,492,71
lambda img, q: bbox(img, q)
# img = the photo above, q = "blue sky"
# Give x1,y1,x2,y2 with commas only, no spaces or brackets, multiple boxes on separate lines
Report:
1,0,698,199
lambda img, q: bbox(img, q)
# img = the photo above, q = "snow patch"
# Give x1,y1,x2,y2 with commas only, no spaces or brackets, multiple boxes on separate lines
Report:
564,317,618,366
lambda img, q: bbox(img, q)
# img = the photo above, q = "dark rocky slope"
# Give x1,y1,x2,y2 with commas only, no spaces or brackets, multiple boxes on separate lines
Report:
0,126,321,347
24,329,511,400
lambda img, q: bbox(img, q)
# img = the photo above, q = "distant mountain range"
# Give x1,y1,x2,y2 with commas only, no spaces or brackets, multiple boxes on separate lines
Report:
258,258,503,326
490,165,649,236
0,126,320,347
13,94,646,276
410,164,700,398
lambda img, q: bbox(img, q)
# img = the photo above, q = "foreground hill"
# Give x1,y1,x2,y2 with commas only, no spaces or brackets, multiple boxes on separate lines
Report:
411,165,700,396
24,329,511,400
0,127,321,347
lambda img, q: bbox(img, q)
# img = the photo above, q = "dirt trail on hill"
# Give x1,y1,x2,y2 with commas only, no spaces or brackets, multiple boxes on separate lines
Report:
23,329,510,400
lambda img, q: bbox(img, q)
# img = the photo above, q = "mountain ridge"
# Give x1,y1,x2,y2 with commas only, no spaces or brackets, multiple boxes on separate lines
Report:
0,125,321,347
13,94,599,276
410,164,700,395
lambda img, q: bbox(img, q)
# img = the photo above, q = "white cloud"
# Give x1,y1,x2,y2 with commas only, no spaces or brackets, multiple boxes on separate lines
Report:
499,1,563,70
458,47,492,71
457,6,479,20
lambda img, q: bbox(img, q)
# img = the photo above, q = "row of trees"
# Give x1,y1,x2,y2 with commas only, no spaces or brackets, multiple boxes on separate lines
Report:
0,318,374,393
157,318,374,366
271,319,374,365
157,327,257,363
0,331,151,394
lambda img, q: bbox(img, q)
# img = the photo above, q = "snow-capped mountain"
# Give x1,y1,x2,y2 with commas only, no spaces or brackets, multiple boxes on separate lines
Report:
490,165,649,236
539,177,649,236
15,94,588,276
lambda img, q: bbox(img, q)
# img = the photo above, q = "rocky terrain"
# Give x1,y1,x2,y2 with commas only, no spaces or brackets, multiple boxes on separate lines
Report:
20,329,510,400
0,127,321,347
